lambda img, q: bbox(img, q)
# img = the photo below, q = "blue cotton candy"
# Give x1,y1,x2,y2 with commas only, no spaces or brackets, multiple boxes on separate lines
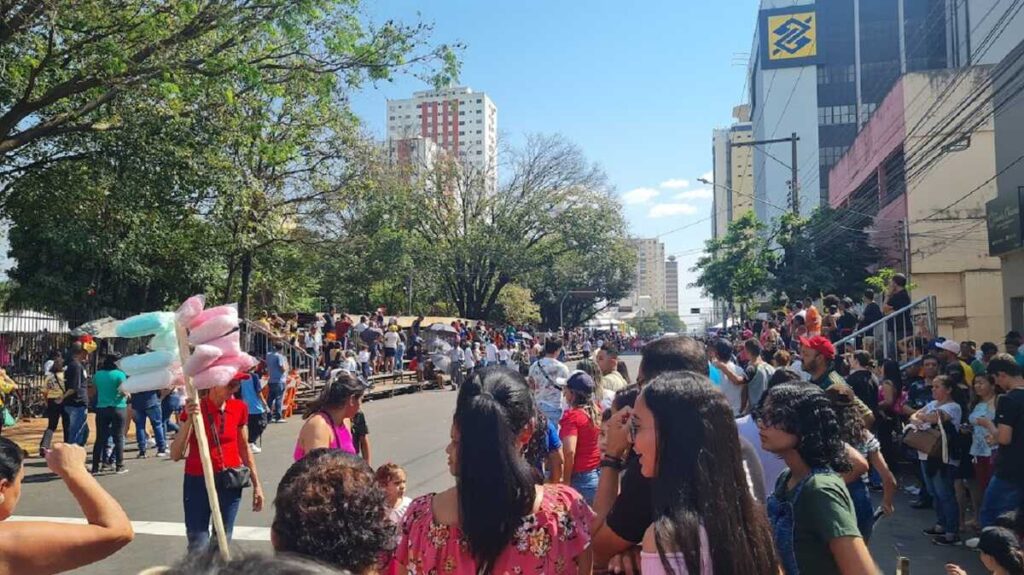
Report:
117,351,178,376
116,312,175,339
148,330,179,352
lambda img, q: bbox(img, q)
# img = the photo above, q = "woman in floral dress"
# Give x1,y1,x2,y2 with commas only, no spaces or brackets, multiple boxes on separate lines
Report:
396,366,593,575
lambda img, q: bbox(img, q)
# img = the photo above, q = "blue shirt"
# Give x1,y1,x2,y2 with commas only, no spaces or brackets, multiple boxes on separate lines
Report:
267,351,287,384
546,420,562,452
240,374,266,415
709,362,723,386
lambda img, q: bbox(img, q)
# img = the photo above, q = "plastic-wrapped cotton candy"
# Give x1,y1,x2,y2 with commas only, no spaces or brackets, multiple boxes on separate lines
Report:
188,315,240,346
192,365,241,390
187,305,238,331
176,295,206,327
208,352,257,373
116,312,175,339
120,368,178,394
184,345,224,377
205,334,242,357
117,351,178,376
148,329,178,352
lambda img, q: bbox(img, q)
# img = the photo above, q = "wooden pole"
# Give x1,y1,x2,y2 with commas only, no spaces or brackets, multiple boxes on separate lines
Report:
174,323,231,560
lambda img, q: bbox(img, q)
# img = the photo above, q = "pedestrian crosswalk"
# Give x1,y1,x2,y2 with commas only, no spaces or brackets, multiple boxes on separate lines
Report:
8,516,271,541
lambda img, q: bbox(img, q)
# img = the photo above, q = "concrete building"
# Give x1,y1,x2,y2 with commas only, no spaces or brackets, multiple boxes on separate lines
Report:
984,39,1024,333
747,0,1024,225
665,256,680,317
387,86,498,189
830,67,1006,343
711,105,756,240
388,136,442,179
618,238,667,316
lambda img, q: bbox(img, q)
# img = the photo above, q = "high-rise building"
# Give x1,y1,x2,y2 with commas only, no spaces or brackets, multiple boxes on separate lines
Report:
618,238,667,316
712,105,756,240
386,86,498,190
748,0,957,224
665,256,680,317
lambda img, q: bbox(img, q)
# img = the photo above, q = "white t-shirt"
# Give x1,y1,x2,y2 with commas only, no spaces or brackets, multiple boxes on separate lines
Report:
357,350,370,363
498,349,511,362
529,357,570,411
485,343,498,362
718,361,747,416
384,331,399,349
342,358,358,372
463,350,476,369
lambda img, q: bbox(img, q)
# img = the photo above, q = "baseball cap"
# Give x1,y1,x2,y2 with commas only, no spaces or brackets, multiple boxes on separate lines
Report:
939,340,960,354
799,336,836,361
565,371,595,395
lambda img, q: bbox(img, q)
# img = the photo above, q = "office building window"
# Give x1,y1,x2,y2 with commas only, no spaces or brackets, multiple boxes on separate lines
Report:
818,105,857,126
817,65,856,85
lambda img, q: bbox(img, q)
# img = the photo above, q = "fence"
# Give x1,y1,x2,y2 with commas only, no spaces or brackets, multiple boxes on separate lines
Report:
833,295,937,369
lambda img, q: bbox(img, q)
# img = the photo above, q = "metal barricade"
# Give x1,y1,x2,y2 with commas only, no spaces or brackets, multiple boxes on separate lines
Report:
834,296,937,369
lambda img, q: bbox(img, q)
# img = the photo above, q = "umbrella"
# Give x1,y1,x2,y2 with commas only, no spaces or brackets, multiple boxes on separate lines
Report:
360,327,383,343
72,317,119,338
427,323,457,334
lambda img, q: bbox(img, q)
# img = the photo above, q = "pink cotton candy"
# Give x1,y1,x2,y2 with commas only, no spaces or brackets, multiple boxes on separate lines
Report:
183,344,223,377
188,314,240,346
192,365,241,390
205,334,242,357
188,305,238,331
176,295,206,327
209,352,257,373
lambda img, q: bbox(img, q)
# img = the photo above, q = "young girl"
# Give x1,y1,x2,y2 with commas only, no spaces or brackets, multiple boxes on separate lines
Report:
559,372,602,505
967,374,1001,530
945,527,1023,575
377,462,411,575
357,345,371,380
825,384,897,542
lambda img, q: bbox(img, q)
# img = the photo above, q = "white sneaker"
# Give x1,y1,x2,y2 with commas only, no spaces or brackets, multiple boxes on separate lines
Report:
965,537,980,550
155,451,168,458
250,443,262,454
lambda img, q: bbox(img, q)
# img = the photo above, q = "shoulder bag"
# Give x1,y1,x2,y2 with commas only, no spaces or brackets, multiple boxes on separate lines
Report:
208,405,252,491
902,412,949,463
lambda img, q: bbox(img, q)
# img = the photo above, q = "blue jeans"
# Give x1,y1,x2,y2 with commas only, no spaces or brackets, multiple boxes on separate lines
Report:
980,475,1024,527
571,469,600,506
268,382,285,421
134,404,166,455
394,345,405,372
162,394,182,434
847,480,875,541
183,474,243,552
63,405,89,446
921,461,959,536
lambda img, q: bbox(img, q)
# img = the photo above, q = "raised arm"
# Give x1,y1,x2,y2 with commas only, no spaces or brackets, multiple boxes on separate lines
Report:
0,444,133,575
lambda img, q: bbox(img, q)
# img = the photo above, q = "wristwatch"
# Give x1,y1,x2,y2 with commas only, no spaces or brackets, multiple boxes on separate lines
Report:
600,455,626,471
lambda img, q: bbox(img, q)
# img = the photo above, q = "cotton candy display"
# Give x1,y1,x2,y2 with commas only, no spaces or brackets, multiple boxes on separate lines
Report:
116,312,175,339
178,296,249,389
113,311,182,394
184,345,223,377
176,295,206,327
187,314,240,346
118,351,177,376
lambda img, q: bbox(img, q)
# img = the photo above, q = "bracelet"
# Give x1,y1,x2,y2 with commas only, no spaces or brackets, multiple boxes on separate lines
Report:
600,456,626,471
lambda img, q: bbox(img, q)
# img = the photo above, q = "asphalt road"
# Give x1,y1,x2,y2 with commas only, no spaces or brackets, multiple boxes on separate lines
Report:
14,354,986,574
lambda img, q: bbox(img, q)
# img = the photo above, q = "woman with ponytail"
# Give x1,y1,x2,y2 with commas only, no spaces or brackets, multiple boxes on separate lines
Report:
293,372,367,461
560,371,603,504
396,366,593,574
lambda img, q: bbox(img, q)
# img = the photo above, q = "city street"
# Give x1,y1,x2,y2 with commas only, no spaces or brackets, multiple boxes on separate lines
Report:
14,356,986,573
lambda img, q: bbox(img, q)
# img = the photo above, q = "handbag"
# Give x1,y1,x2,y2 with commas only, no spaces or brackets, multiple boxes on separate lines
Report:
206,405,252,491
902,416,949,463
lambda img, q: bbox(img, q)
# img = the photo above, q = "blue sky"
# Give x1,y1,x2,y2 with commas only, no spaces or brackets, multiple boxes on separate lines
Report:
350,1,759,325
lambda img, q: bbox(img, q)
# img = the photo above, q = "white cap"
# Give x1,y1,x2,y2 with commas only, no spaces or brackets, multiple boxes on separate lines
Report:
939,340,960,354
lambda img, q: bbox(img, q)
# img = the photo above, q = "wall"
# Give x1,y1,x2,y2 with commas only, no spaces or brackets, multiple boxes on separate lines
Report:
712,129,730,239
730,126,756,219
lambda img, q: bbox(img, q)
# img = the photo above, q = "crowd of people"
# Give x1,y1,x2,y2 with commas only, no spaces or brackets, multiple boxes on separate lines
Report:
7,288,1024,575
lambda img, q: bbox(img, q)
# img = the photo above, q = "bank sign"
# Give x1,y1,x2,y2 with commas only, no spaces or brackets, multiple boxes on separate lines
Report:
760,6,818,69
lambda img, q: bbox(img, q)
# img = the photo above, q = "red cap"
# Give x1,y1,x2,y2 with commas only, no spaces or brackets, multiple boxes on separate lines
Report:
799,336,835,361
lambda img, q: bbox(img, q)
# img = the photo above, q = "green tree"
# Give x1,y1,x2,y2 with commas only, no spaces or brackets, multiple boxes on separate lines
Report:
691,211,772,321
865,267,917,294
654,311,684,333
496,284,541,326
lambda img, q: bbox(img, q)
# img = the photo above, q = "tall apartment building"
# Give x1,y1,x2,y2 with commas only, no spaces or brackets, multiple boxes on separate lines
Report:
618,238,667,316
712,105,756,240
386,86,498,190
748,0,958,224
665,256,680,317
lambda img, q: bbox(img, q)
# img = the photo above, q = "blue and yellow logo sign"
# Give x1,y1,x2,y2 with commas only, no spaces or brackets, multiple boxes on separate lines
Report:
760,6,818,69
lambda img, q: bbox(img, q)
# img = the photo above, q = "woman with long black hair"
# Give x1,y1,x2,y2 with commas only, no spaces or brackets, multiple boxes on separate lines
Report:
397,366,593,574
294,371,366,461
630,371,778,574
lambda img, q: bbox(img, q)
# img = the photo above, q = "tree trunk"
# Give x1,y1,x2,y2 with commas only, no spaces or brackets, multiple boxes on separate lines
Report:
238,252,253,320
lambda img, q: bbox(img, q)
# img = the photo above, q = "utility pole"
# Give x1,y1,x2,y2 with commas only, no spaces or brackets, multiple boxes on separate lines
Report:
730,133,801,215
902,219,912,284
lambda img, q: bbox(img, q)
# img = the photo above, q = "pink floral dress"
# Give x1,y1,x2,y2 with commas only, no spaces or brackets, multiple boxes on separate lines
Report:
397,483,594,575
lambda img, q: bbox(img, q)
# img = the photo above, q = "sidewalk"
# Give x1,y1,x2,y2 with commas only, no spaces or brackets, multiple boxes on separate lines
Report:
3,413,144,457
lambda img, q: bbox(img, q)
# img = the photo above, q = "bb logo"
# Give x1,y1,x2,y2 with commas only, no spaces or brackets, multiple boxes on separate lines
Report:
768,13,817,61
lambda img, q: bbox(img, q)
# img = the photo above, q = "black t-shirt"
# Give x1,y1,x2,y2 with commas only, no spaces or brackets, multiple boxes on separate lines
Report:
846,370,879,414
885,290,913,333
836,311,858,335
605,436,766,544
64,359,87,407
994,388,1024,485
352,411,369,455
860,302,883,329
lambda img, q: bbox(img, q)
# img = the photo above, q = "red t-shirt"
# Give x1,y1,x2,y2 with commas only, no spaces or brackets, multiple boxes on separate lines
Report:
559,408,601,473
336,320,352,340
182,397,248,476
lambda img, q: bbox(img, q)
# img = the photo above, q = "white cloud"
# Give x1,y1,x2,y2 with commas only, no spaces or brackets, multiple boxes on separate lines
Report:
648,203,698,218
673,188,713,200
659,178,690,190
622,187,660,204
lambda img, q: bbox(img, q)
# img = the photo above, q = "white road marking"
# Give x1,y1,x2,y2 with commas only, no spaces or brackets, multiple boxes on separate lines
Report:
8,516,271,541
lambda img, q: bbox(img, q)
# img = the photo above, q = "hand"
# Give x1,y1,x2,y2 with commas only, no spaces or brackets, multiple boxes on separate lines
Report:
184,399,200,417
45,443,87,477
603,406,632,458
607,548,641,575
945,564,968,575
252,487,264,512
882,501,895,516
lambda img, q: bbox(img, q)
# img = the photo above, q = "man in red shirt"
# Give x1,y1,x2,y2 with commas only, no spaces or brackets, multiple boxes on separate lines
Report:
336,314,352,350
